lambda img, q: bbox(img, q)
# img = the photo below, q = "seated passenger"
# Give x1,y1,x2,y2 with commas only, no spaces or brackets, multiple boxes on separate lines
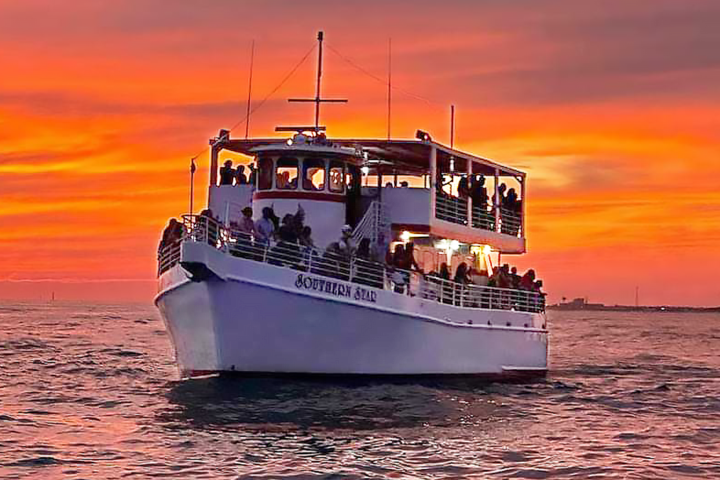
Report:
219,160,235,185
277,214,298,244
400,181,409,188
236,165,247,185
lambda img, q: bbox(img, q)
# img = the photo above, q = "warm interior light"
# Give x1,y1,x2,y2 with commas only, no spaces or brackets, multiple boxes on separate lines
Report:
482,245,491,255
450,240,460,251
400,231,411,242
361,166,370,175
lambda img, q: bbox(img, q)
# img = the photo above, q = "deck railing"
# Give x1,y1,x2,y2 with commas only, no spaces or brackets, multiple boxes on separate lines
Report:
156,215,544,314
435,195,468,225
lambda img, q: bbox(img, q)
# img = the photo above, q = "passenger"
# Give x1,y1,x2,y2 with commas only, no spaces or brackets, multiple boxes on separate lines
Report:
519,269,536,290
219,160,235,185
199,208,218,246
370,232,389,264
454,262,470,284
506,188,518,211
403,242,421,272
277,171,290,189
471,268,490,287
385,182,394,188
277,214,298,244
471,175,488,209
439,263,451,280
458,176,470,199
510,266,521,289
247,163,257,186
356,238,371,260
390,244,407,293
158,218,179,256
533,279,544,294
254,207,275,245
237,207,255,235
338,225,356,257
400,181,409,188
490,264,511,289
236,165,248,185
497,183,507,208
299,226,315,249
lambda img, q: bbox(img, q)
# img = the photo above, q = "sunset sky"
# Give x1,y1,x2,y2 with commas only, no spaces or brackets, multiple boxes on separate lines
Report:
1,0,719,305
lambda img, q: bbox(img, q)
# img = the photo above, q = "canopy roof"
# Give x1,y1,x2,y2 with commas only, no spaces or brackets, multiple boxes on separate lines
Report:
220,137,525,178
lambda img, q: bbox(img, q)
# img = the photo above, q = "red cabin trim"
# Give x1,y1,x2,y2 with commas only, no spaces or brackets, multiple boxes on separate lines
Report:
253,191,346,203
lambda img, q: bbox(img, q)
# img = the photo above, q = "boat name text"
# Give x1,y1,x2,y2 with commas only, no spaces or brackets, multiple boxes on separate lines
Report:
295,274,377,303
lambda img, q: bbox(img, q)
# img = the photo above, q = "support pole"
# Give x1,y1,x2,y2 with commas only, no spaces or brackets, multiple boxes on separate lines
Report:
520,175,526,241
209,144,220,187
467,158,472,227
430,145,437,222
189,158,196,214
244,40,255,139
315,31,324,131
450,104,455,149
494,168,500,233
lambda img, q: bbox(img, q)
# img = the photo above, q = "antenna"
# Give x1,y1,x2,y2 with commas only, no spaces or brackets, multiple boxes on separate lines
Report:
288,31,347,132
387,38,392,140
244,40,255,139
450,104,455,149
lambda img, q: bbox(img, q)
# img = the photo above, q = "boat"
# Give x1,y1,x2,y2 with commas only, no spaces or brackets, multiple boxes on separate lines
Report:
155,32,548,379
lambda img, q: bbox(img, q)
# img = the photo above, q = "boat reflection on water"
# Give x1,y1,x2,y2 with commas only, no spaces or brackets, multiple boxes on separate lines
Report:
160,375,534,432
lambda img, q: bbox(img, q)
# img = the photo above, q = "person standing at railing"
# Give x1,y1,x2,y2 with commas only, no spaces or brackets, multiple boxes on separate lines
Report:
370,232,389,264
235,165,248,185
219,160,235,186
247,163,257,187
255,207,275,246
238,207,255,235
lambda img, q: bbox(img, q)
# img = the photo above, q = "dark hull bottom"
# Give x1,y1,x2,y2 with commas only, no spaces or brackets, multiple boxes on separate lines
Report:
186,369,548,383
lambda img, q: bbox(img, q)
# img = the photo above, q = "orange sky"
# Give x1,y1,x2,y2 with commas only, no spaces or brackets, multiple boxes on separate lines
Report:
1,0,719,305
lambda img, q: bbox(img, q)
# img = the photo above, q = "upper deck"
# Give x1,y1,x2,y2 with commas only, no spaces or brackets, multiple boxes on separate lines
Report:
211,133,527,253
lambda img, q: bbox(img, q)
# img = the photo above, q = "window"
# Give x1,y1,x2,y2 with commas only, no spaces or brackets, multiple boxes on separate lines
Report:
257,156,273,190
329,161,345,193
303,158,326,191
276,157,298,190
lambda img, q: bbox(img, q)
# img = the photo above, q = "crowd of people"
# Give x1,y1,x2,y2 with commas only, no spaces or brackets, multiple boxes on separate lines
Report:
218,160,256,186
426,261,543,294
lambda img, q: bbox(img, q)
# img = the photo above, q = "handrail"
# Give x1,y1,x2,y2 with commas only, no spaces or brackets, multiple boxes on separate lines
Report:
157,214,545,314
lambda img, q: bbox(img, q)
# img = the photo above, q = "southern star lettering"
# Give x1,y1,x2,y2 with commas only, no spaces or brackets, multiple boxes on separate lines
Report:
295,274,377,303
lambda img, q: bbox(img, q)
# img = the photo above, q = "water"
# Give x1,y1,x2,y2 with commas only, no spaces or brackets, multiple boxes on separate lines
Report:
1,303,719,479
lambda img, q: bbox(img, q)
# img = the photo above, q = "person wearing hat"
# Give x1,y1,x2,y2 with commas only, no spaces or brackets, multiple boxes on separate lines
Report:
238,207,255,235
219,159,235,185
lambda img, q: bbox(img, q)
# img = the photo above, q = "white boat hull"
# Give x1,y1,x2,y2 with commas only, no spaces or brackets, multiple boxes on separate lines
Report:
155,243,548,378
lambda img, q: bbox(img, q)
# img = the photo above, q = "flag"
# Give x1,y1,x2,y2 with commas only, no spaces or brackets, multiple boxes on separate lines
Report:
190,158,197,174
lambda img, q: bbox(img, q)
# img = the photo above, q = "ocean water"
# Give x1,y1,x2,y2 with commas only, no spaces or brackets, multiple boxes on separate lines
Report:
0,303,718,479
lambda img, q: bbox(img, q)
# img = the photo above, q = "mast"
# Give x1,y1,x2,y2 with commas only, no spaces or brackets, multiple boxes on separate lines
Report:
287,31,347,133
244,40,255,139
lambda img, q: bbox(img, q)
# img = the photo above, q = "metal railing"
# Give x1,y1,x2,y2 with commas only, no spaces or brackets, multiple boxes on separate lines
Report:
156,214,545,314
157,241,182,276
472,205,495,231
419,276,544,313
435,194,468,225
352,200,390,245
500,208,522,237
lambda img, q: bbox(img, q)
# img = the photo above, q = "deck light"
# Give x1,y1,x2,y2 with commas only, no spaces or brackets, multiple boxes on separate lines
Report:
415,130,432,142
401,231,411,243
450,240,460,251
482,245,491,255
361,166,370,175
286,138,293,146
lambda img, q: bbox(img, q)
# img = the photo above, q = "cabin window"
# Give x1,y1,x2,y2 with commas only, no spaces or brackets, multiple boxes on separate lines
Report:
257,156,273,190
328,161,345,193
303,158,326,191
276,157,298,190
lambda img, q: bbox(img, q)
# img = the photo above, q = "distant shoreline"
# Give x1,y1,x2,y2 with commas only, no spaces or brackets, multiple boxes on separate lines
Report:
548,304,720,313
